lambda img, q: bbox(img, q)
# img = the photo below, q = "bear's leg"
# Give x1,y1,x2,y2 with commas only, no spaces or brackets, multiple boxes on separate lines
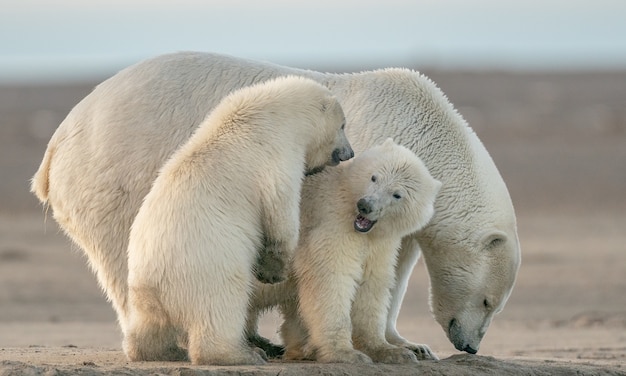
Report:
123,287,187,361
351,248,418,364
124,321,187,361
53,205,132,335
256,184,301,283
297,267,372,364
186,273,266,365
187,323,265,365
246,280,293,358
385,235,438,360
279,291,313,360
245,301,284,359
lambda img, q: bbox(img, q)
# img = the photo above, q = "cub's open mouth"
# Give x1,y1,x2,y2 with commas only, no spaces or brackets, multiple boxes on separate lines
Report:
354,214,377,233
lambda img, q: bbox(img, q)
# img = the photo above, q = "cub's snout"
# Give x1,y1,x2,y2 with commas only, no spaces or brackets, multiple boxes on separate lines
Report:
354,198,377,233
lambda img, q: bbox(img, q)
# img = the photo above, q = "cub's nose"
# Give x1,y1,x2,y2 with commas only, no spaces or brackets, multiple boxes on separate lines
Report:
357,198,372,215
332,146,354,164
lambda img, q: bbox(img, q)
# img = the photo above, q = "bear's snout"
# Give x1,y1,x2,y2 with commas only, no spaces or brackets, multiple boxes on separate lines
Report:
357,198,373,215
332,146,354,165
354,198,378,233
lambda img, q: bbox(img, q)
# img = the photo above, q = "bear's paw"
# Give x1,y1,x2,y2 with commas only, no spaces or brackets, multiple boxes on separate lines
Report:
368,346,419,364
318,348,373,364
403,342,439,361
254,243,288,284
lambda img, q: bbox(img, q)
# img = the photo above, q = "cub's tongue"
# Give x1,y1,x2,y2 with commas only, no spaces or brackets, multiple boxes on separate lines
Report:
354,214,376,233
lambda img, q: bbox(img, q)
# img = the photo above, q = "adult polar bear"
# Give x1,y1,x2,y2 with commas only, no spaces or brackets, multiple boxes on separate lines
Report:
32,52,521,357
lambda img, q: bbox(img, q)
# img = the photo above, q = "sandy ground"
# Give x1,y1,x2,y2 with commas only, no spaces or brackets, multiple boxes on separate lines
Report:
1,70,625,375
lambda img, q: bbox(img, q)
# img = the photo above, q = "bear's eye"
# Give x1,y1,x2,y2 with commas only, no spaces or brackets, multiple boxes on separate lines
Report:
371,175,377,183
393,192,402,200
483,299,491,309
488,237,505,249
341,122,346,130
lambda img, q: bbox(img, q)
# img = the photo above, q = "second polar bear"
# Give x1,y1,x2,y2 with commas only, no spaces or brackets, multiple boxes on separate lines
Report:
275,139,441,364
124,76,353,365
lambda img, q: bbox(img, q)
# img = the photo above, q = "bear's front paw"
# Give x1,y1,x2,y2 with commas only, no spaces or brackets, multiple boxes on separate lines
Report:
403,342,438,360
318,349,373,364
254,245,287,284
368,346,418,364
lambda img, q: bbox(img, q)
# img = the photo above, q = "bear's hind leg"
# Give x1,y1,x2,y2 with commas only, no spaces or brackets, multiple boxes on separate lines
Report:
185,275,266,365
124,320,187,361
187,321,266,365
124,287,187,361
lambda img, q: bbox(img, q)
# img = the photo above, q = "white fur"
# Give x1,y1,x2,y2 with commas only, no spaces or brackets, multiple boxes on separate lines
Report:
276,139,441,364
31,52,521,358
123,76,350,365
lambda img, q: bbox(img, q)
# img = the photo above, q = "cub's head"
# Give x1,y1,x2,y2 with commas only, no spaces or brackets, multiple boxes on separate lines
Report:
254,76,353,176
347,138,441,237
291,78,353,175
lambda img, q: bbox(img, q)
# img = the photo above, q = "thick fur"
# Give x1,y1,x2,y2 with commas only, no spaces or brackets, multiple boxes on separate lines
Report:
31,52,521,358
275,139,441,364
123,76,352,365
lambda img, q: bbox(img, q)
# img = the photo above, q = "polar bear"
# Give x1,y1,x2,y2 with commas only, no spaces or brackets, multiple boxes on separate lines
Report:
273,139,441,364
31,52,520,359
123,76,353,365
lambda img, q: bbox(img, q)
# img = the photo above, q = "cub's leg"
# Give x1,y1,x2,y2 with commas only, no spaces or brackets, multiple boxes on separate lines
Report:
296,254,372,364
279,293,313,360
123,286,187,361
185,266,266,365
351,247,418,364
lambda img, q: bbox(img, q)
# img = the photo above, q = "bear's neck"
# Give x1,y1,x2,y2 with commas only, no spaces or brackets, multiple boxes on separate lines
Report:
323,70,480,190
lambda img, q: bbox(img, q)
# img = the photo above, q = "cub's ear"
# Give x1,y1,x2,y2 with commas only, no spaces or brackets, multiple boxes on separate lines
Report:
321,95,338,113
382,137,395,148
432,179,443,193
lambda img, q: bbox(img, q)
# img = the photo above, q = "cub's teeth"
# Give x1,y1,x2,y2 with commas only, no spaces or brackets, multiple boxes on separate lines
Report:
354,214,375,233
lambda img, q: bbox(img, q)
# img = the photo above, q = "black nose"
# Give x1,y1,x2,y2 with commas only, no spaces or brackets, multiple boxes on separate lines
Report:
462,345,478,354
357,198,372,215
332,147,354,164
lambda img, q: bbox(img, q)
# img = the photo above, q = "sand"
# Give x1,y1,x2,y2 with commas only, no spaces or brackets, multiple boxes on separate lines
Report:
0,70,624,375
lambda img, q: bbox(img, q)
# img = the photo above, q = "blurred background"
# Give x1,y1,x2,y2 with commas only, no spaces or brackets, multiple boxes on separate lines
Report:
0,0,624,363
2,0,626,82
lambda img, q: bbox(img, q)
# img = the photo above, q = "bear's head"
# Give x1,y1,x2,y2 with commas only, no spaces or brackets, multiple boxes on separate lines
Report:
347,138,441,238
423,227,520,355
414,129,522,355
293,79,353,175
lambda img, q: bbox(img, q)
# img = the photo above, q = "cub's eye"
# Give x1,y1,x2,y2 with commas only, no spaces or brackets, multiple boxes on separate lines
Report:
483,299,490,309
393,192,402,199
341,122,346,130
371,175,377,183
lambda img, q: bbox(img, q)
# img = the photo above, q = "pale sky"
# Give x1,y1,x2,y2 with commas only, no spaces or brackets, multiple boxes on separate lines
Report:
1,0,626,82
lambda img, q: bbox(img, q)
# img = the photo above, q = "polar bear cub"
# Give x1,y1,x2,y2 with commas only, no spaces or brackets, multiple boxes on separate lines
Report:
277,138,441,364
124,76,353,365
